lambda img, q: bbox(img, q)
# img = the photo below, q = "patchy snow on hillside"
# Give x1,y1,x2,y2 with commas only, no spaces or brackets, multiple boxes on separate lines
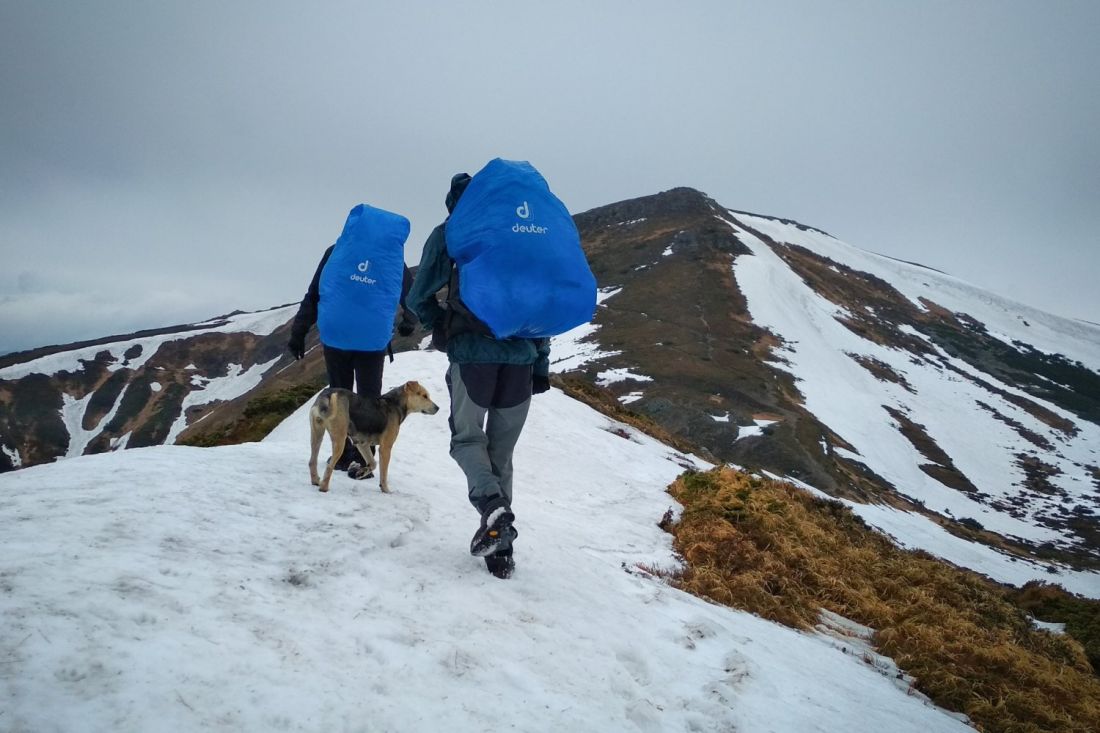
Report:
0,442,20,468
550,286,624,372
0,350,975,733
727,214,1100,560
0,304,296,381
731,212,1100,372
165,357,281,444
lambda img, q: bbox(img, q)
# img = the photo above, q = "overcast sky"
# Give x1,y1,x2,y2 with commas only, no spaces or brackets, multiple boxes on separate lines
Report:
2,1,1098,356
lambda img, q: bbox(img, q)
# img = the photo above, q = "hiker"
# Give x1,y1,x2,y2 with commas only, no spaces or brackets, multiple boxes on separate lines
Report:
406,161,596,579
288,203,417,477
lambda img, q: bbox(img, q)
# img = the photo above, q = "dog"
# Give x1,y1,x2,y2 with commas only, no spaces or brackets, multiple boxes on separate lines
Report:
308,381,439,493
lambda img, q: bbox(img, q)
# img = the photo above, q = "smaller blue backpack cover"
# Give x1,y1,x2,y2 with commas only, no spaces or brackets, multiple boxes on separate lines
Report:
318,203,410,351
445,159,596,339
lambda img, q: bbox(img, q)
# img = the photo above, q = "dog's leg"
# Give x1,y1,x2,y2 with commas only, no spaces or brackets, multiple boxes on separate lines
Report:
321,421,348,493
353,439,375,477
378,428,398,493
309,413,325,487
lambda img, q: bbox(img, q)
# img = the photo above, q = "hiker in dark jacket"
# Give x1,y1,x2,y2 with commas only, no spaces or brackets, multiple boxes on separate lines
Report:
405,173,551,580
288,245,417,474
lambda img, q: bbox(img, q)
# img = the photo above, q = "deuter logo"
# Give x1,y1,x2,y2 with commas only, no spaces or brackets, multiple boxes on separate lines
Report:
512,200,548,234
350,260,376,285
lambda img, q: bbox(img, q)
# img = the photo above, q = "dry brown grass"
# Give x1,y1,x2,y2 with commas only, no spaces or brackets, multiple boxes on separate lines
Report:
666,467,1100,733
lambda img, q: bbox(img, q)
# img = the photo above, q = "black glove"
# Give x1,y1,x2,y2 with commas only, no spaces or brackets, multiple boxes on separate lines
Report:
430,315,448,351
287,338,305,360
532,375,550,395
397,320,416,337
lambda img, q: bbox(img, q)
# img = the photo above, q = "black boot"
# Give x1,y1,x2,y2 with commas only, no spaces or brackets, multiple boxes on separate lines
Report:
332,438,358,472
347,461,374,480
470,498,517,557
485,548,515,579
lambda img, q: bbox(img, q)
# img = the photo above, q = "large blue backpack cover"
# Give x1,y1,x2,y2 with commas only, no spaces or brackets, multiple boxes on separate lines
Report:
318,203,410,351
445,159,596,339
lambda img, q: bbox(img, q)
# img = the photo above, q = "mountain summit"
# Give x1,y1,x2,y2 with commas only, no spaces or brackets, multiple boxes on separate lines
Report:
566,187,1100,573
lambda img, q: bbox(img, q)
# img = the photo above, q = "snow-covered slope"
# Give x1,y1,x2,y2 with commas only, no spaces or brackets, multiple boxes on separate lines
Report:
0,350,973,732
726,211,1100,568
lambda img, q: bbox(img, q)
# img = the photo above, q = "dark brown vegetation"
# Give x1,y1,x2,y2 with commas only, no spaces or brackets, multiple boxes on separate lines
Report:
664,466,1100,733
1010,581,1100,674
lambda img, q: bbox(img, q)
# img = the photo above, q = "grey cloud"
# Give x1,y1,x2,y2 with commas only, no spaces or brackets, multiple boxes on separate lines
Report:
1,1,1098,355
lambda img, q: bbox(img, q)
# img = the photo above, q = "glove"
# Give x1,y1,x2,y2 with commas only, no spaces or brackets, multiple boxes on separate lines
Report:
397,320,416,337
532,375,550,395
430,315,448,351
287,338,305,360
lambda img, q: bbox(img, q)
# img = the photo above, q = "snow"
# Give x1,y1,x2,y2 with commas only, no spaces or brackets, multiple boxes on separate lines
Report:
735,420,776,441
0,305,296,381
736,426,763,440
727,215,1100,554
1,350,974,732
58,383,134,460
1,442,20,468
549,287,623,373
1032,618,1067,634
59,392,97,459
165,357,281,445
710,412,731,423
730,212,1100,373
619,391,645,405
596,368,654,387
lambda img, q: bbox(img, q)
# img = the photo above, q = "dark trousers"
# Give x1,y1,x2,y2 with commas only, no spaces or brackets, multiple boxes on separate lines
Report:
446,362,533,514
323,345,386,398
323,345,386,468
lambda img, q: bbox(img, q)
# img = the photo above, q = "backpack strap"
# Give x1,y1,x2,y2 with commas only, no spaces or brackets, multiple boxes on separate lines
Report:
443,260,494,340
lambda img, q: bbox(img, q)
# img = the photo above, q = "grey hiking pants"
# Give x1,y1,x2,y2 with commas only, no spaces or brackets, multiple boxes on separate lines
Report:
446,362,533,514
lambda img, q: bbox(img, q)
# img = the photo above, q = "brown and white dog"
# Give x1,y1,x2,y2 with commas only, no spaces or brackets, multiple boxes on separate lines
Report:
308,381,439,493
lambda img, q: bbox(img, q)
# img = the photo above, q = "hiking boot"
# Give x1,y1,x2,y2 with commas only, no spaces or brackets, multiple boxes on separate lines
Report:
347,461,373,480
485,549,515,579
470,503,517,557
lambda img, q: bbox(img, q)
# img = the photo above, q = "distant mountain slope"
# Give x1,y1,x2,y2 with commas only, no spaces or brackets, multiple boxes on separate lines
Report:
567,188,1100,571
728,212,1100,557
0,306,303,470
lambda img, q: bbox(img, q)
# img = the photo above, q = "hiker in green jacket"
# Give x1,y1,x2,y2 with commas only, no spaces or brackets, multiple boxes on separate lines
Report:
406,173,551,580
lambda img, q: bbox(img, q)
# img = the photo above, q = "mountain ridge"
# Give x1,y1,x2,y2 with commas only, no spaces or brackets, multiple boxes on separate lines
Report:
3,187,1098,577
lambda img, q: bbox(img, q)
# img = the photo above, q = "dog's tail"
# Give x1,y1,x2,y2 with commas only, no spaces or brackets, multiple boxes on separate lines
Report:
312,388,337,421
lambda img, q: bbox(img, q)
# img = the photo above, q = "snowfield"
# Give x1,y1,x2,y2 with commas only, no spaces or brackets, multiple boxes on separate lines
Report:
727,212,1100,568
1,350,975,733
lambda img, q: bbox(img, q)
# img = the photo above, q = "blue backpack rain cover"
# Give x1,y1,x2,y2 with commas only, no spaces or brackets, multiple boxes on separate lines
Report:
318,203,410,351
445,159,597,339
